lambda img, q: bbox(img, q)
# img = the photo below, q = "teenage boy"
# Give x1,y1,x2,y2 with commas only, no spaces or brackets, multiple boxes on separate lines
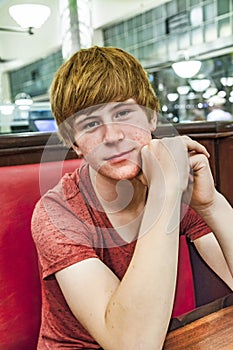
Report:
32,46,233,350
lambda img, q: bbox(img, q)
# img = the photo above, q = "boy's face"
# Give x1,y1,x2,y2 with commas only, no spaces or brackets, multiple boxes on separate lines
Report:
73,99,156,180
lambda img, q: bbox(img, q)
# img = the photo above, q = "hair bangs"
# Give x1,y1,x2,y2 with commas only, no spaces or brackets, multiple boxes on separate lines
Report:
50,46,159,147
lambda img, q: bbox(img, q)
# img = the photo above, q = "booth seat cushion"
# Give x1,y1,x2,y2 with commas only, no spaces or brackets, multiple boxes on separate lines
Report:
0,159,81,350
1,158,231,349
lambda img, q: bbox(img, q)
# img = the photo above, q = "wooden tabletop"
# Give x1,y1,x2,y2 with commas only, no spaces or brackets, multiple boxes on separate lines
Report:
163,305,233,349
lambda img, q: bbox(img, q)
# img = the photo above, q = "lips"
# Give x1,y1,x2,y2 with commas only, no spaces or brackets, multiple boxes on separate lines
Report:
105,149,134,163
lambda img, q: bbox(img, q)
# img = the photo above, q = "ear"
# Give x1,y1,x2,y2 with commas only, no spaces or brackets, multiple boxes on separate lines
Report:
71,142,83,158
149,111,157,132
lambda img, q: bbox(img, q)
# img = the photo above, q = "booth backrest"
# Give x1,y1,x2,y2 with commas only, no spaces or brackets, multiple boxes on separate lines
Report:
0,158,231,349
0,159,81,350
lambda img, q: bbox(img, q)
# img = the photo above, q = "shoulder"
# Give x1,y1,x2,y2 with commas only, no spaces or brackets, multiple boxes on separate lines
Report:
31,162,101,278
33,160,89,210
31,161,93,248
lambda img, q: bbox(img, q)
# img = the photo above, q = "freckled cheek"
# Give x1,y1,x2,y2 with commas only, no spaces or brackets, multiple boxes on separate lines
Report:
128,128,152,146
80,144,98,158
78,138,103,164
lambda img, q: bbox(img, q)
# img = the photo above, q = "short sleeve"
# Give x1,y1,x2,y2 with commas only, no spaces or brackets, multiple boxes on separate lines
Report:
31,196,100,280
180,204,212,241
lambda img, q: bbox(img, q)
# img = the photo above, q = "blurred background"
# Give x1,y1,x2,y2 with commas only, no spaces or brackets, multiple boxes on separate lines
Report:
0,0,232,134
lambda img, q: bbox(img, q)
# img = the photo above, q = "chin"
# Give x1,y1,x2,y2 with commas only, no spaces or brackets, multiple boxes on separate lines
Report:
100,163,141,181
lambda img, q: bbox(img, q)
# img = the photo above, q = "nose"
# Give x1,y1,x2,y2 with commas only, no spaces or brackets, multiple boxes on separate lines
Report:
103,122,124,144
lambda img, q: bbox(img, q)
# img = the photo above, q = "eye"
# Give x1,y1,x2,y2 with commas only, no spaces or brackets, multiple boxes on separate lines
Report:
115,109,131,119
83,120,100,130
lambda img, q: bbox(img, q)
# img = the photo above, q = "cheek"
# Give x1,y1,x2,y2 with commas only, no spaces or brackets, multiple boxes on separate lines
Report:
79,140,104,170
128,127,152,146
76,135,100,157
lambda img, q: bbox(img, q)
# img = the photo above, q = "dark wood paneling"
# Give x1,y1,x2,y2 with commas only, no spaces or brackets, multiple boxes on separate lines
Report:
0,132,77,166
218,136,233,205
0,122,232,205
190,138,217,182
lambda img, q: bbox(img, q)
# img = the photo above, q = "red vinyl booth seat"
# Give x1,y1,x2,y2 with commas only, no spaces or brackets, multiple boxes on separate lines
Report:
0,158,231,349
0,159,81,350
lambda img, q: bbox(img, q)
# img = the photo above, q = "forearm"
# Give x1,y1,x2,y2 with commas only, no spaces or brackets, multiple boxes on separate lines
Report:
195,191,233,276
105,192,181,349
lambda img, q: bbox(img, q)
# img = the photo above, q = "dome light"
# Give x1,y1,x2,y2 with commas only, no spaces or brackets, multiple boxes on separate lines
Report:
177,85,190,95
9,4,50,29
0,104,15,115
220,77,233,87
15,92,33,106
167,93,179,102
189,79,210,92
172,60,201,78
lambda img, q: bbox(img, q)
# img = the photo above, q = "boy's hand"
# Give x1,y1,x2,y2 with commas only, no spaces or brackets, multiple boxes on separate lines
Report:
139,136,190,196
138,135,208,188
184,150,216,211
138,135,214,207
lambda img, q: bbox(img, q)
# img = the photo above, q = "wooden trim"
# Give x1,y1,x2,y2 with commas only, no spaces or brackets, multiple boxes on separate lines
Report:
0,122,232,205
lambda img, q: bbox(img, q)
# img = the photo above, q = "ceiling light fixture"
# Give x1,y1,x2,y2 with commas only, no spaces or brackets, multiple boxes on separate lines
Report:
220,77,233,87
0,4,50,35
189,79,211,92
15,92,33,106
202,87,218,99
0,26,34,34
0,104,15,115
172,60,202,79
167,93,179,102
177,85,190,95
172,52,202,79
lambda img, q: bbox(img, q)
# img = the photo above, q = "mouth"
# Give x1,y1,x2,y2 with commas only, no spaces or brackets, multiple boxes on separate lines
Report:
105,149,135,163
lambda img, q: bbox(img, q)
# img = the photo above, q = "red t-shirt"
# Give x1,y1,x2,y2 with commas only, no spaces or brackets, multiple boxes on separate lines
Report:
31,162,211,349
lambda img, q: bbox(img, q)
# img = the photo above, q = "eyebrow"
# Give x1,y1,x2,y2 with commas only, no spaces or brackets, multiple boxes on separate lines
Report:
74,115,97,126
74,101,137,125
110,102,137,111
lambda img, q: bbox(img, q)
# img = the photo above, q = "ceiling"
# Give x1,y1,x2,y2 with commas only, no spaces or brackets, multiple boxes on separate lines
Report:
0,0,171,71
0,0,61,71
0,0,232,121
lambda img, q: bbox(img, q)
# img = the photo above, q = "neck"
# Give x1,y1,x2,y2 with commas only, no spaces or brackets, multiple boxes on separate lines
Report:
89,167,147,215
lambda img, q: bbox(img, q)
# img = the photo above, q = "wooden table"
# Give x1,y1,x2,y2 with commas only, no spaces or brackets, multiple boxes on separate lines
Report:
163,305,233,349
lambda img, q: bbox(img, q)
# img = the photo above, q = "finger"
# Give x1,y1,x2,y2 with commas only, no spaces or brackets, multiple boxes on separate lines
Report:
181,136,210,158
189,153,211,177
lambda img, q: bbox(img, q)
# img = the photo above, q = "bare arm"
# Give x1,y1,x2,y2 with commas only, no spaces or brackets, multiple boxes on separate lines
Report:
187,143,233,279
55,136,203,350
56,221,178,350
194,232,233,290
56,202,180,349
195,192,233,278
